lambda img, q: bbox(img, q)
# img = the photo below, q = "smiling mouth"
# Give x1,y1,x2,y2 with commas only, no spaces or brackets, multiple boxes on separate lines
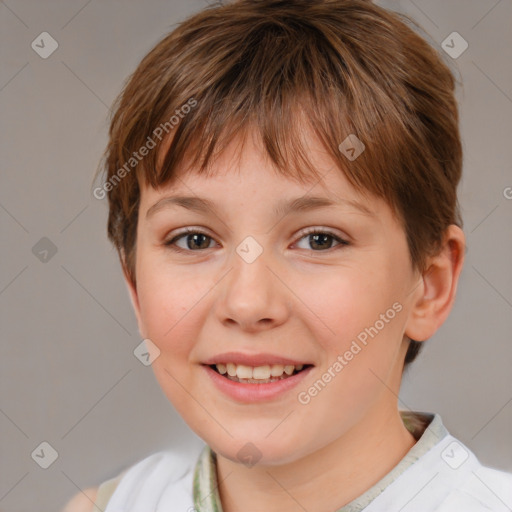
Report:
209,363,312,384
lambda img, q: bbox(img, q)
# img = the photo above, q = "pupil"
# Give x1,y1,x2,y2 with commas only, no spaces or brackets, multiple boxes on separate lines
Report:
189,234,209,249
310,233,331,250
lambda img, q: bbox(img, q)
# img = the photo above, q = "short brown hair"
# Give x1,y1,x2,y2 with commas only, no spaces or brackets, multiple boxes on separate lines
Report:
94,0,463,368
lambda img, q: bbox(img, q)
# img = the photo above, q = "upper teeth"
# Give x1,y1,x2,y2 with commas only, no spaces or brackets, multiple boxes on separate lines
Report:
216,363,304,380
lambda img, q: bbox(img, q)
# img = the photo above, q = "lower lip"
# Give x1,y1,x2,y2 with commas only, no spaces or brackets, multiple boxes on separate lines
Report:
202,364,313,403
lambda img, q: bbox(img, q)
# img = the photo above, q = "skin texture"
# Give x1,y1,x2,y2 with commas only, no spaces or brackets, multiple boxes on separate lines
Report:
122,128,465,512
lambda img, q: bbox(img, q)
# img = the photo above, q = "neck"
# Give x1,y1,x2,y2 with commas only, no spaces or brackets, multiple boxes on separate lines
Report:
216,404,417,512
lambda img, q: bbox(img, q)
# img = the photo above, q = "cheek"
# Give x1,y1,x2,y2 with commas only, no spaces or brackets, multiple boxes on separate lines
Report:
134,265,210,412
295,266,407,404
299,266,403,349
296,273,405,418
136,263,206,355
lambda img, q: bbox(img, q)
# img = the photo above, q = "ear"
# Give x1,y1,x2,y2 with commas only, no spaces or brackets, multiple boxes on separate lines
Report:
120,253,145,338
404,225,466,342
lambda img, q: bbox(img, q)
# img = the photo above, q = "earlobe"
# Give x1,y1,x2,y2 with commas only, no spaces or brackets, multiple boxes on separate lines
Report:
404,225,466,342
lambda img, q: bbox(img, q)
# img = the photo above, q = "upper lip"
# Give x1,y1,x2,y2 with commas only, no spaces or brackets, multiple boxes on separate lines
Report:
202,352,313,367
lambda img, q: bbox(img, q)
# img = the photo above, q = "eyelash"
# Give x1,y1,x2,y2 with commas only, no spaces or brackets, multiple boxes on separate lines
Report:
164,227,350,254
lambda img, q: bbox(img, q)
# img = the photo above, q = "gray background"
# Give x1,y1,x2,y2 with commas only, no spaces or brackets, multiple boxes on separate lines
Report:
1,1,511,511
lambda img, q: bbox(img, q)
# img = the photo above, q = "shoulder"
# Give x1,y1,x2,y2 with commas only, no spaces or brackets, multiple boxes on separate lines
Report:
469,465,512,507
58,453,167,512
366,423,512,512
119,447,198,484
61,487,98,512
437,464,512,511
61,444,205,512
100,444,205,509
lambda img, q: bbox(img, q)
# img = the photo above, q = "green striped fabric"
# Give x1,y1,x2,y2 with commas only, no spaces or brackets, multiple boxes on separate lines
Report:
193,445,223,512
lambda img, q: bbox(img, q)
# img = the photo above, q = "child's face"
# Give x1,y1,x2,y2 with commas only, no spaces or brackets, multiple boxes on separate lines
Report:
127,130,422,466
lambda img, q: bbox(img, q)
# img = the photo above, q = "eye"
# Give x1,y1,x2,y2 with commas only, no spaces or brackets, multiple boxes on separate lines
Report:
294,228,349,251
164,228,216,252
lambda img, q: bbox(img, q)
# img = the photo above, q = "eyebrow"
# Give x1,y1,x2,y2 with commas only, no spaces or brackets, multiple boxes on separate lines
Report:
145,194,374,220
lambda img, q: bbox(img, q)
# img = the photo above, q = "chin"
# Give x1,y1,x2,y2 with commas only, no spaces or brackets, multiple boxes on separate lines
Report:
206,432,307,468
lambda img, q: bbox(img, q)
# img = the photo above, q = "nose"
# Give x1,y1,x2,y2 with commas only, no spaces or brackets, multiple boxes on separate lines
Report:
214,245,290,333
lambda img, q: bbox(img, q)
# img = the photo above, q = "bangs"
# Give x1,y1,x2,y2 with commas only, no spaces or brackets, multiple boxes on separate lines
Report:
133,13,398,208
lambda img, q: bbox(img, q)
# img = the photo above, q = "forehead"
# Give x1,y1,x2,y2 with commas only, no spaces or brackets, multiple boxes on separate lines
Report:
140,128,374,211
